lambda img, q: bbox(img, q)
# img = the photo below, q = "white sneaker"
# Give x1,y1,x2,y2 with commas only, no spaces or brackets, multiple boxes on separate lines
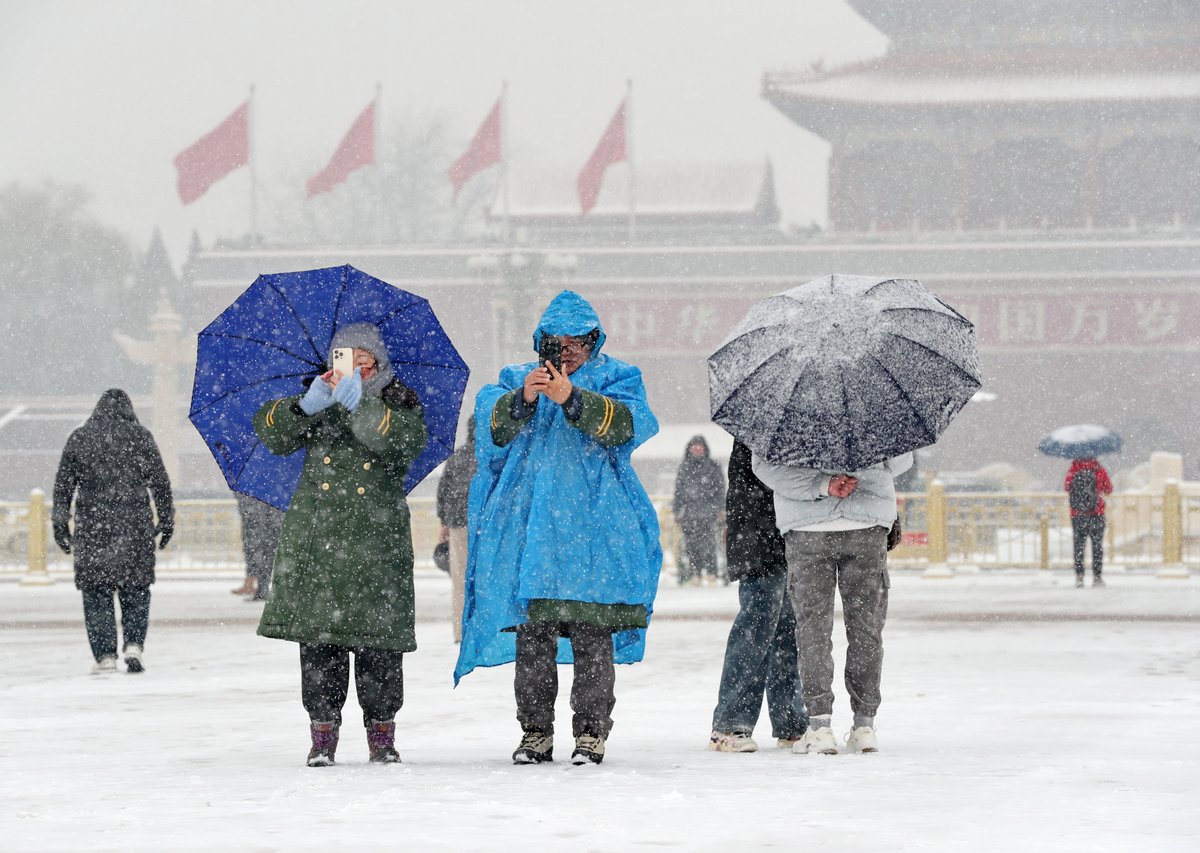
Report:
708,731,758,753
792,726,839,755
123,644,144,674
90,656,118,675
844,726,879,753
776,737,803,750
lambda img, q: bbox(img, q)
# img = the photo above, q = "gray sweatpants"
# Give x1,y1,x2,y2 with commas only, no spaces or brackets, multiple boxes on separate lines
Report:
784,527,889,720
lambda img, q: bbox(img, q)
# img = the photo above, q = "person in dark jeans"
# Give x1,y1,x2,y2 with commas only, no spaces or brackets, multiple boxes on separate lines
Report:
1065,457,1113,588
709,441,807,753
52,389,173,675
672,435,726,585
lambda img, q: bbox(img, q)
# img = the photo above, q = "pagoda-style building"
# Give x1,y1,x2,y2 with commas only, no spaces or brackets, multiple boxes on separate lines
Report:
765,0,1200,233
10,2,1194,500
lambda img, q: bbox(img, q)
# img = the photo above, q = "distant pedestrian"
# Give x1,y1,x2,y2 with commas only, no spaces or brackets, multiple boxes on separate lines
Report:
672,435,725,585
232,492,283,601
708,441,808,753
52,389,174,675
436,414,476,643
1065,457,1113,588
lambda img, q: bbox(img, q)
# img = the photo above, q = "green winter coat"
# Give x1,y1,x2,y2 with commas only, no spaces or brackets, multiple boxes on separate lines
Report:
252,393,427,651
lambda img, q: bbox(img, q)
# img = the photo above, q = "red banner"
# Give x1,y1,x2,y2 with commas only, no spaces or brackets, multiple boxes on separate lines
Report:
577,99,626,215
173,101,249,205
448,98,502,200
306,101,376,198
592,289,1200,353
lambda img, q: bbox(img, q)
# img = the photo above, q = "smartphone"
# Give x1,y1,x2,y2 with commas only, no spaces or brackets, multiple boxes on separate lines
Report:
331,347,355,380
538,336,562,372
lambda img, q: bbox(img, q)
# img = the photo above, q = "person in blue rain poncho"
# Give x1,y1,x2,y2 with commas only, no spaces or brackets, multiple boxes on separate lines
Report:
454,291,661,766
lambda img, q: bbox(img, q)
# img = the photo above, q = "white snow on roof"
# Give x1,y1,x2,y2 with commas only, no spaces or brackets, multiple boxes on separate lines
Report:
772,72,1200,105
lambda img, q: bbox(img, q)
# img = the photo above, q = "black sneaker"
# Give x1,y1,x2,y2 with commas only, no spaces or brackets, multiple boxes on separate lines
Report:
571,734,605,765
512,731,553,764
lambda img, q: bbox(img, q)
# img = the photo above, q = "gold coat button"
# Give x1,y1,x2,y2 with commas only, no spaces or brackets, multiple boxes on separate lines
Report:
323,456,331,464
321,482,330,491
362,462,371,470
357,487,366,495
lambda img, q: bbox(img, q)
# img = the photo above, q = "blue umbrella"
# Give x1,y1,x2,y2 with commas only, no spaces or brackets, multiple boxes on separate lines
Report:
189,264,469,510
709,274,980,471
1038,424,1123,459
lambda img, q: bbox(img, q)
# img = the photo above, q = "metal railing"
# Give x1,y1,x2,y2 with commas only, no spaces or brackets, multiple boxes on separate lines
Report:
5,481,1197,584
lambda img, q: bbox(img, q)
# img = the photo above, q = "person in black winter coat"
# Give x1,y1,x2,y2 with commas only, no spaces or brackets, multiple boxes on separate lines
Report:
708,440,807,752
436,414,476,643
52,389,174,674
672,435,726,584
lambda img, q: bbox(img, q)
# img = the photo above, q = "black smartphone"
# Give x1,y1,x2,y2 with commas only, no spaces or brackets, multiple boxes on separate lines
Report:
538,336,562,372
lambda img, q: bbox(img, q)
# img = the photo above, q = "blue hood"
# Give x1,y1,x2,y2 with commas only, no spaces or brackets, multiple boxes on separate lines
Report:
532,290,607,356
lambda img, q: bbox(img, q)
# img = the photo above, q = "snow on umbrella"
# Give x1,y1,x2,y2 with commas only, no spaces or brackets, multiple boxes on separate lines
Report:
1038,424,1123,459
709,274,980,471
189,264,469,509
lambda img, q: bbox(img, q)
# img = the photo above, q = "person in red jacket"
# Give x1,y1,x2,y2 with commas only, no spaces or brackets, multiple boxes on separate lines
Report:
1064,458,1113,588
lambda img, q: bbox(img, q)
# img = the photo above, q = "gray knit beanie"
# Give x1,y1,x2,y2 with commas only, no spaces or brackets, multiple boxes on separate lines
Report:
329,322,395,397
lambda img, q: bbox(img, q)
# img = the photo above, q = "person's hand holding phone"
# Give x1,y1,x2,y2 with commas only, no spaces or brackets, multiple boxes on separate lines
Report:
523,365,550,403
332,367,363,412
542,361,572,404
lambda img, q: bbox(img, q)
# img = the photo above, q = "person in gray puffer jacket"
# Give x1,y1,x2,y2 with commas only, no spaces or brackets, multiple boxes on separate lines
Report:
751,451,910,756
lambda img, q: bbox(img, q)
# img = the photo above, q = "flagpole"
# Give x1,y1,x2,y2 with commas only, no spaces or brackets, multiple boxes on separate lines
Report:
375,81,384,245
500,81,511,245
248,84,258,246
626,78,635,242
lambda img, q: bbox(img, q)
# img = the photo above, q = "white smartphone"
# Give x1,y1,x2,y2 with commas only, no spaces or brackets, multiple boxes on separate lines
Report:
331,347,355,380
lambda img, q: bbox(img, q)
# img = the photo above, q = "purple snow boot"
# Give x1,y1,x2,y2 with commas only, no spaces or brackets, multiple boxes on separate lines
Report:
366,720,401,764
306,721,339,767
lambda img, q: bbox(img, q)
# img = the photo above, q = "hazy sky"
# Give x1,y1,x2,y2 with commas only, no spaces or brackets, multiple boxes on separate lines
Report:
0,0,886,261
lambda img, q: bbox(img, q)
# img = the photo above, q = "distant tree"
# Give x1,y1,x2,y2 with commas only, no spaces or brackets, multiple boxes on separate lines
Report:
0,180,140,395
263,110,491,246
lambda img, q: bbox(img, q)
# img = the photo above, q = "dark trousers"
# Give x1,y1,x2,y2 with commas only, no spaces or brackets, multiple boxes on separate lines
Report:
680,518,719,581
712,570,808,740
515,623,616,739
1072,515,1106,577
81,585,150,661
299,643,405,728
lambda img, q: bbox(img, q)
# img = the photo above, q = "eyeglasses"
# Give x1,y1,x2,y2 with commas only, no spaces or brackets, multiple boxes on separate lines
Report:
559,337,591,355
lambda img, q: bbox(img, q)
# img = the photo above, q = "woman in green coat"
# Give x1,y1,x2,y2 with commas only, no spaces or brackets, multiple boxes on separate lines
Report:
253,322,427,767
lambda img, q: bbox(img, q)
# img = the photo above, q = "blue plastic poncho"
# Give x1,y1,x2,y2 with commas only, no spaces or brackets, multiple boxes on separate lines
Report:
453,291,661,684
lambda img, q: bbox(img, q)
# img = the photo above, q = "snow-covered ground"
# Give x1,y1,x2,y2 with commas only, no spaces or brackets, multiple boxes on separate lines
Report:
2,570,1198,852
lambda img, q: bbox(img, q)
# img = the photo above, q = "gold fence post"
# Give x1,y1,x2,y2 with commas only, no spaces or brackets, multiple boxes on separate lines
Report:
922,479,953,578
1039,515,1051,570
1158,480,1187,579
20,488,54,587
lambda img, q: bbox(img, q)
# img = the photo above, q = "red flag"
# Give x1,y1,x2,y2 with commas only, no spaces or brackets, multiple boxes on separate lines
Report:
448,98,502,200
577,99,626,215
306,101,376,198
173,101,250,205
